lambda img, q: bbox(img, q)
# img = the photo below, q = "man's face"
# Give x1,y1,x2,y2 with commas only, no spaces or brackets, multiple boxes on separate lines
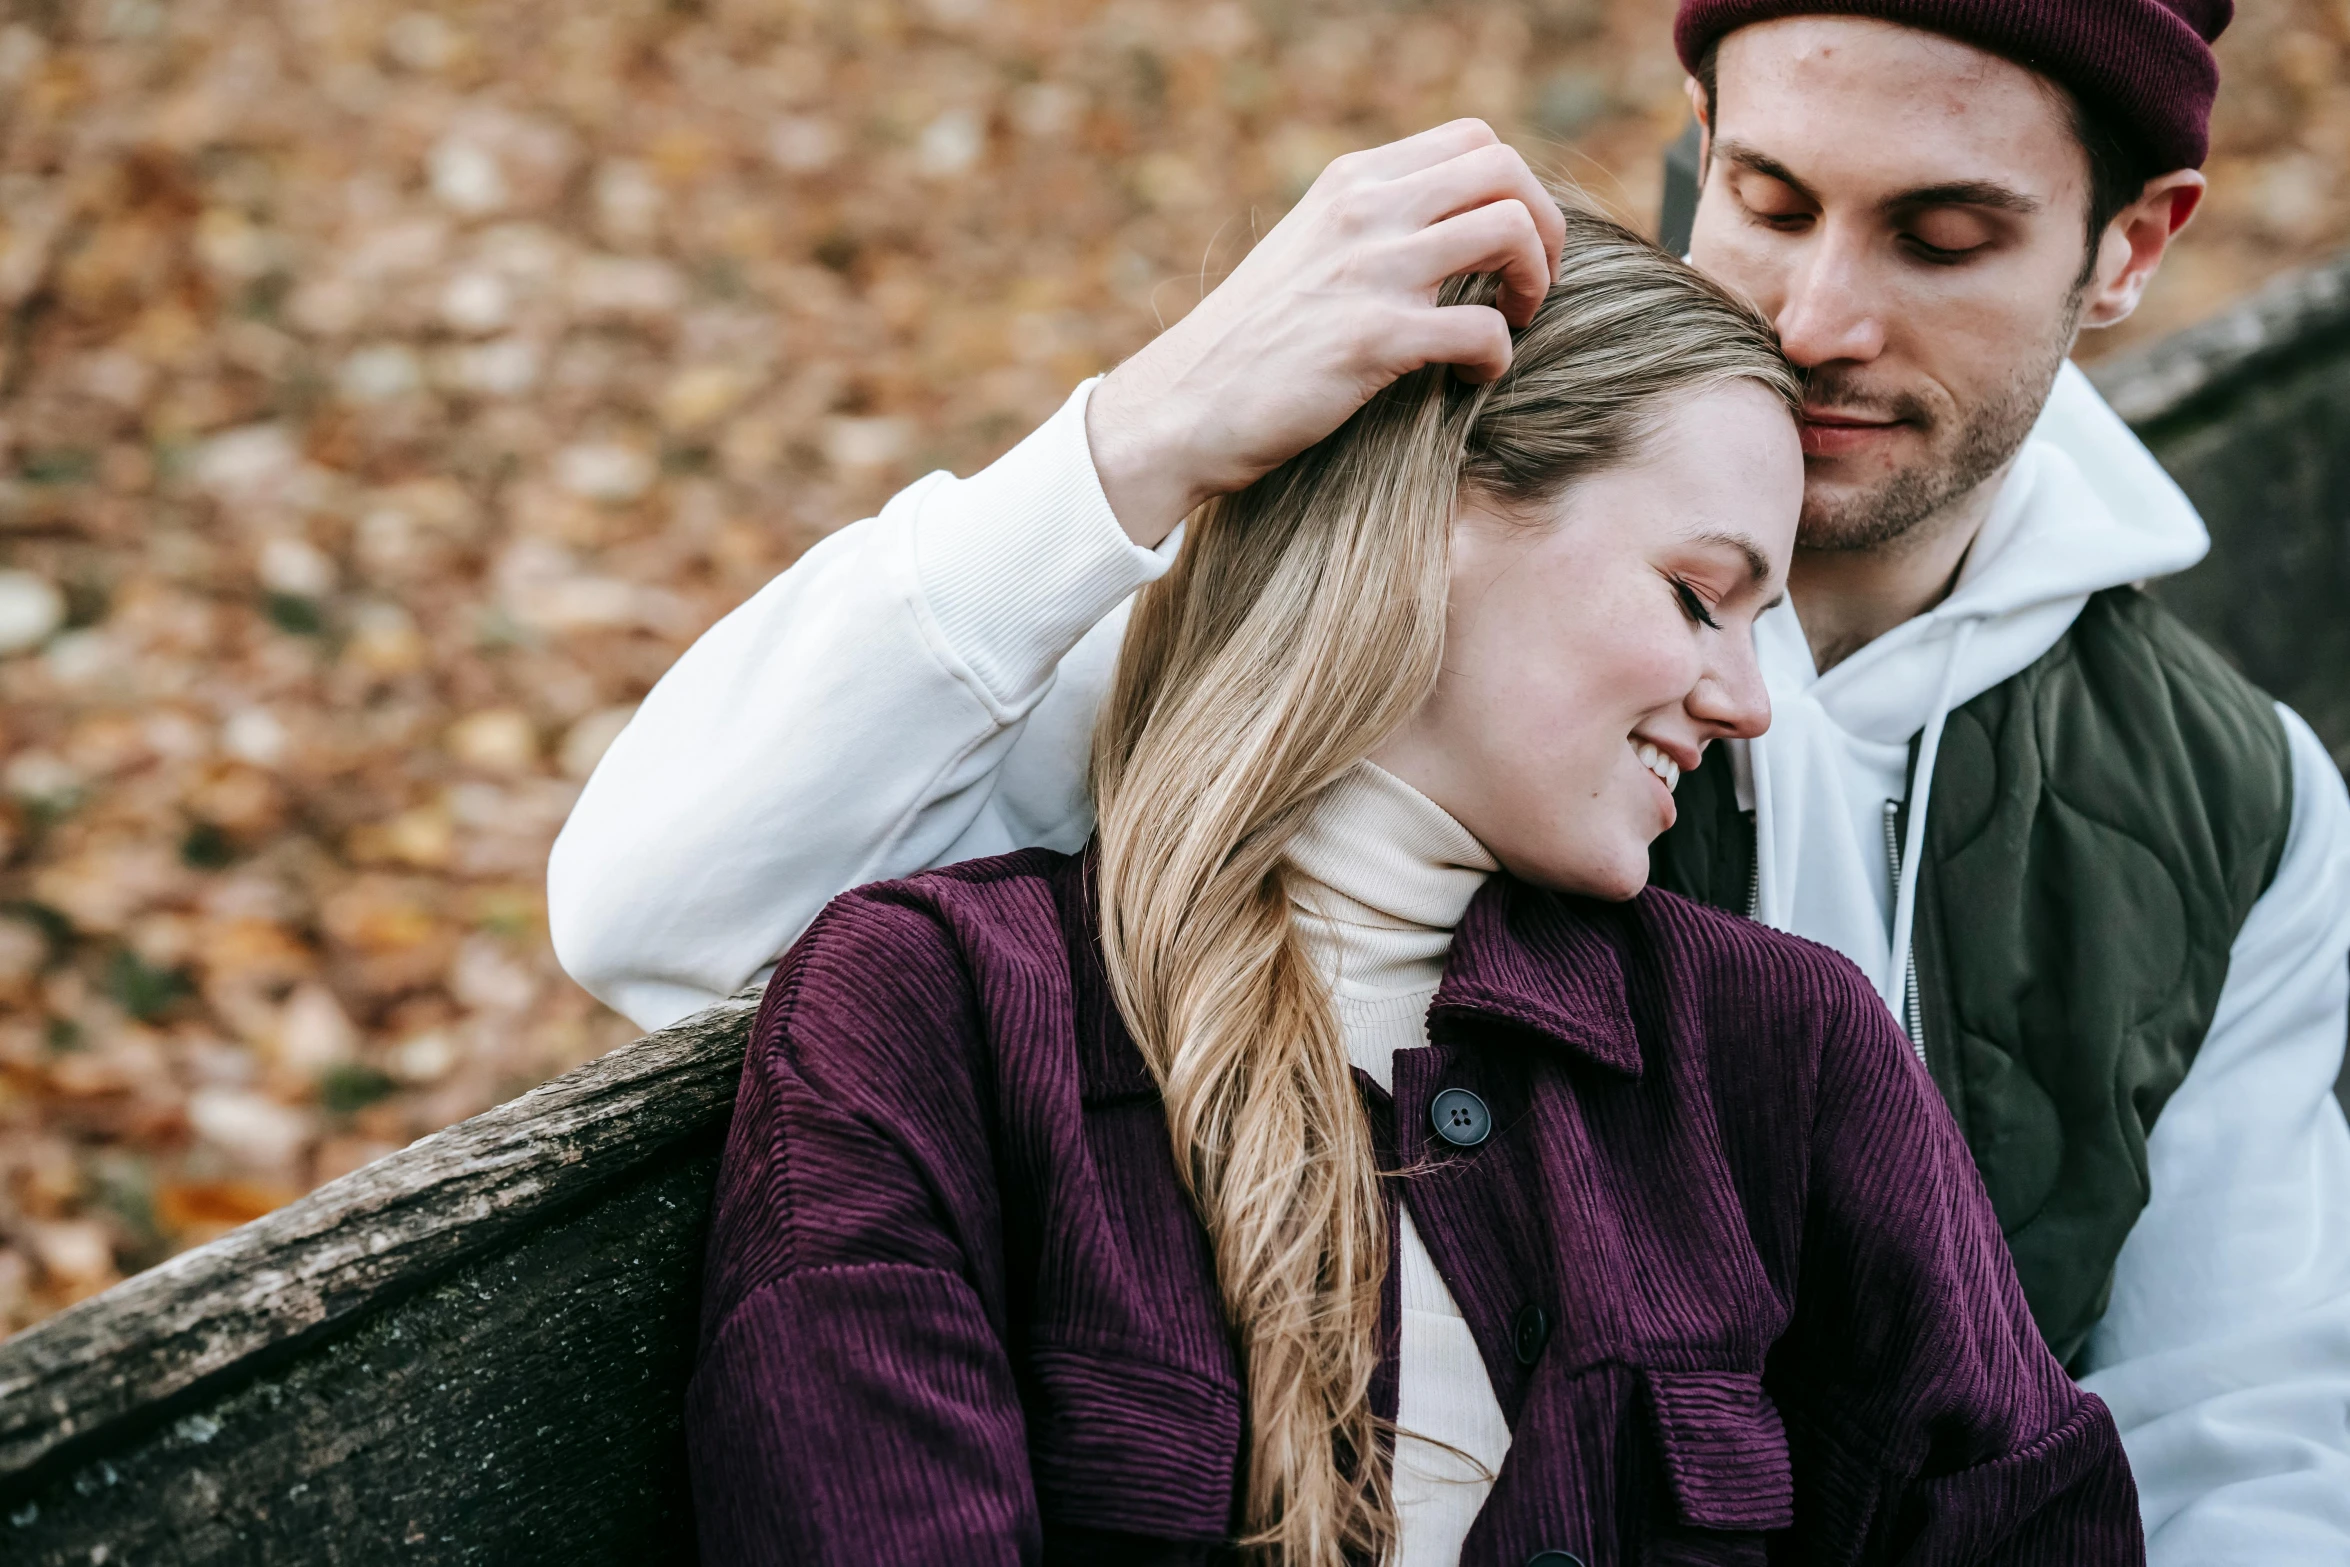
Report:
1686,18,2094,552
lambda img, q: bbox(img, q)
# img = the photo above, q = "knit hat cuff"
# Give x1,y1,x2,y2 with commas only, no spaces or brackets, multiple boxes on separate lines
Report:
1672,0,2227,170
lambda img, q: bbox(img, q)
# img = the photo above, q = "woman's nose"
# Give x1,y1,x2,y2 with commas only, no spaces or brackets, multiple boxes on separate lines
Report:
1689,645,1773,739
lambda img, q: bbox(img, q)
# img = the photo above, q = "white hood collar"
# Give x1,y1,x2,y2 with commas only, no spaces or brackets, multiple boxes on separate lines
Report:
1765,360,2209,745
1744,359,2210,1018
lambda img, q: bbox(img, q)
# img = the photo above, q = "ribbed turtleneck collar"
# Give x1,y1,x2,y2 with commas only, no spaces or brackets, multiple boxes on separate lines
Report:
1285,762,1498,1000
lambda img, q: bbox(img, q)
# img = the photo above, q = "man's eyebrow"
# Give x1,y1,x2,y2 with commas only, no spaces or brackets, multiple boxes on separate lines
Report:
1713,140,2041,219
1687,530,1773,586
1713,140,1816,204
1887,179,2042,215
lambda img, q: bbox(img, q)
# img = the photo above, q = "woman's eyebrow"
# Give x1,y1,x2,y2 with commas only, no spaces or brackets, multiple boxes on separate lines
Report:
1684,529,1773,585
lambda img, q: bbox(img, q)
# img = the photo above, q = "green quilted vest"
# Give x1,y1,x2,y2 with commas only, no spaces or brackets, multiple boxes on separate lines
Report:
1652,587,2294,1366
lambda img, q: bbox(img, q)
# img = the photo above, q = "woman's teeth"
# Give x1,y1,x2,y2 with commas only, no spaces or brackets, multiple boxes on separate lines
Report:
1635,740,1681,792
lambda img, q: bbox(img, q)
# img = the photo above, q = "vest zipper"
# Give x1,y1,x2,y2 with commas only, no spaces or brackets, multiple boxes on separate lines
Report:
1882,799,1926,1064
1744,810,1760,920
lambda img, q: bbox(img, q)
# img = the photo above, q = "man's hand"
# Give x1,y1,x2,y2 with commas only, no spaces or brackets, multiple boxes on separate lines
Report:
1084,120,1565,546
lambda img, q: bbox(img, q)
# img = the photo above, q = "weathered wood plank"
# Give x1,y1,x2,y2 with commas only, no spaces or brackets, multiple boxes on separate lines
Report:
2090,249,2350,429
2093,250,2350,770
2139,342,2350,765
0,987,757,1483
0,1143,717,1563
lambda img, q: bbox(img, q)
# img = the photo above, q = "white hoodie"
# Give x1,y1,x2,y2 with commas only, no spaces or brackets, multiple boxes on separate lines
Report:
1742,363,2208,1022
547,364,2350,1561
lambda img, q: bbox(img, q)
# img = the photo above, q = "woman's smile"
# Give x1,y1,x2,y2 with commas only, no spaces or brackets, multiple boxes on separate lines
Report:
1632,736,1686,793
1373,377,1800,902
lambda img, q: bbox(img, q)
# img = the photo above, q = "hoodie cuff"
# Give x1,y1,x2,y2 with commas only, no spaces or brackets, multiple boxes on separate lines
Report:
913,377,1174,710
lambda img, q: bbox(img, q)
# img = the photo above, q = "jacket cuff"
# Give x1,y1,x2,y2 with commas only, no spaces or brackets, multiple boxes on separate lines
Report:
913,377,1174,709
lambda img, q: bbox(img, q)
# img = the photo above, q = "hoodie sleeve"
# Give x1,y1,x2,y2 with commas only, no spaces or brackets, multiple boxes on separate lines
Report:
1778,961,2145,1564
2078,704,2350,1564
545,378,1167,1031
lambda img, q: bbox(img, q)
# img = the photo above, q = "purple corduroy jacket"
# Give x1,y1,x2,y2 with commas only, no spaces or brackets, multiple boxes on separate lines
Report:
686,848,2142,1566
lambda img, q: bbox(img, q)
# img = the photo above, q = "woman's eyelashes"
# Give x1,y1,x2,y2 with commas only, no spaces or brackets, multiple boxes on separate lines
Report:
1672,578,1722,630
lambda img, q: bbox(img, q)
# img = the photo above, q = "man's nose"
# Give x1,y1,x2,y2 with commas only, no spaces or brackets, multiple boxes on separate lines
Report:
1773,227,1886,369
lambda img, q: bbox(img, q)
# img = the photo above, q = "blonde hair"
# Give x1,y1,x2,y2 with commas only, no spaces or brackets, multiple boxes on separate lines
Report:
1089,208,1799,1564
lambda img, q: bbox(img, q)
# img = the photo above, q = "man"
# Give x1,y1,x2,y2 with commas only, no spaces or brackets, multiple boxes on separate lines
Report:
549,0,2350,1555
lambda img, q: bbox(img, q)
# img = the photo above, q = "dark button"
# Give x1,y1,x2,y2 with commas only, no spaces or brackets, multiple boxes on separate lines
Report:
1525,1553,1586,1567
1512,1303,1550,1365
1428,1087,1491,1148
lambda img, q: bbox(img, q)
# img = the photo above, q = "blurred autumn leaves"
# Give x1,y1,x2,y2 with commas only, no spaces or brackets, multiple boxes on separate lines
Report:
1,0,2346,1333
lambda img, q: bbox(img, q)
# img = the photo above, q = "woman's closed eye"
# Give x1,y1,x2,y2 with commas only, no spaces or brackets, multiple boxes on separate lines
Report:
1672,577,1722,630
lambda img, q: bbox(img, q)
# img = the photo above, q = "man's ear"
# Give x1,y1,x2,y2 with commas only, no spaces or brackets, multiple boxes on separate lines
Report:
1685,75,1712,167
2079,170,2205,329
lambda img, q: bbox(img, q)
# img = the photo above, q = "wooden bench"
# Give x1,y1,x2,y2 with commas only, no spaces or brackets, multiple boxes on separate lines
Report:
3,248,2346,1566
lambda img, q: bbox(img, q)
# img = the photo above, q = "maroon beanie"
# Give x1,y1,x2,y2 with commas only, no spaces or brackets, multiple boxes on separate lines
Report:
1672,0,2232,170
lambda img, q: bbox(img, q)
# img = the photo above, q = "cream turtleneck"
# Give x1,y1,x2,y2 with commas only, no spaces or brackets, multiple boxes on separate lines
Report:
1285,762,1510,1566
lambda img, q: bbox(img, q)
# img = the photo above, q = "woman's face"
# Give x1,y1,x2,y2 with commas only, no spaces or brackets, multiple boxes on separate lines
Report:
1372,380,1803,900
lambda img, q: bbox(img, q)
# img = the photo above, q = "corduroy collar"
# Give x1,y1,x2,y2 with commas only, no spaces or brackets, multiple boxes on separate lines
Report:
1060,848,1648,1095
1426,875,1646,1079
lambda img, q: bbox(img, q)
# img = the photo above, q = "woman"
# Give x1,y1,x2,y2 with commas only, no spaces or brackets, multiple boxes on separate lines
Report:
685,211,2140,1566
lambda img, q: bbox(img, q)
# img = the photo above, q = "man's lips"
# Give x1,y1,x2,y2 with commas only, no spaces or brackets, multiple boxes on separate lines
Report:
1799,409,1905,458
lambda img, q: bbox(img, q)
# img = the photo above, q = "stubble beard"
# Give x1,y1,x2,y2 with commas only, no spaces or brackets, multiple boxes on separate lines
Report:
1796,301,2081,555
